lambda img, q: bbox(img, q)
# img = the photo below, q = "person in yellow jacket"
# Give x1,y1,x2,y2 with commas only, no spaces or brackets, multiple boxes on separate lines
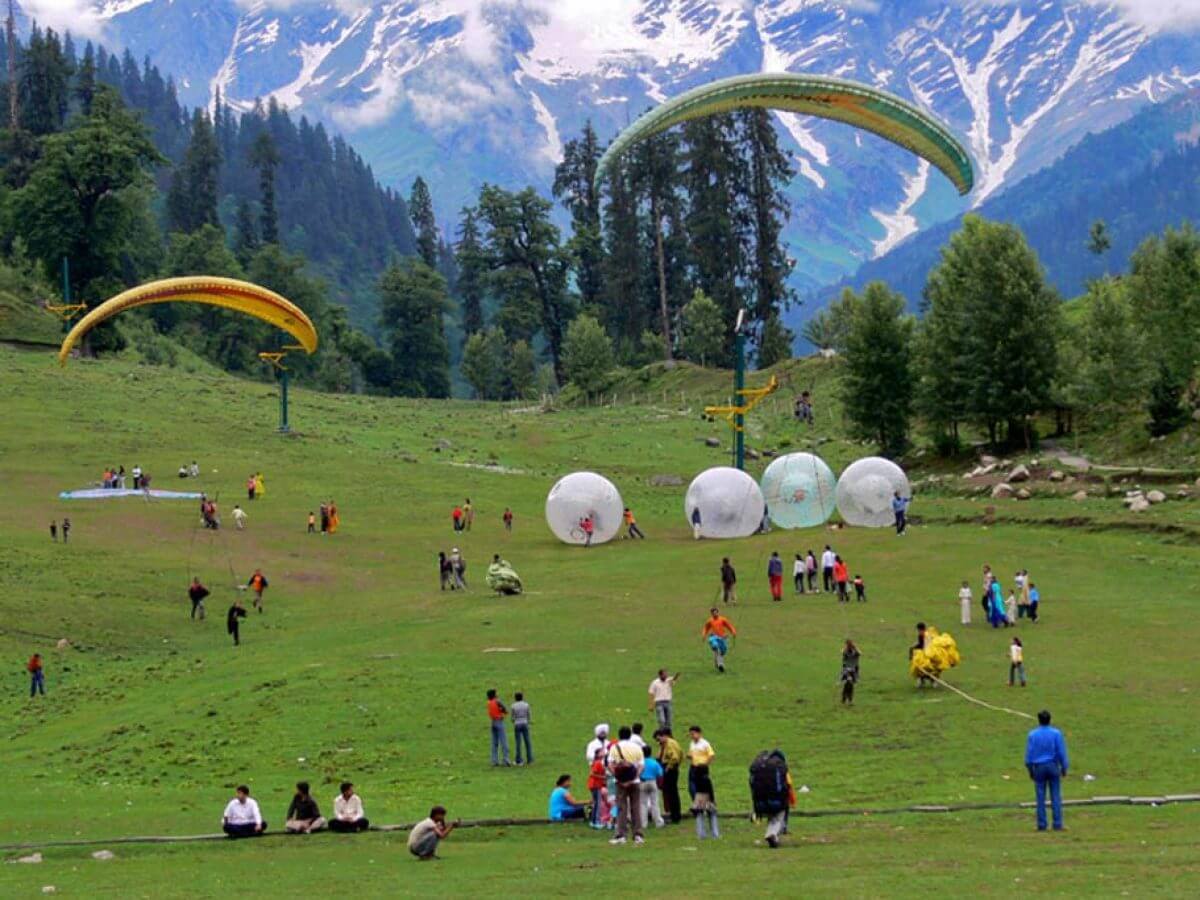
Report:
254,472,266,498
328,501,340,534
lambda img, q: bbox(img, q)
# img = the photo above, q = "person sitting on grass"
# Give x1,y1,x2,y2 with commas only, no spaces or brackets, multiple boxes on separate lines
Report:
408,806,458,860
285,781,327,833
549,774,589,821
330,781,370,833
222,785,266,837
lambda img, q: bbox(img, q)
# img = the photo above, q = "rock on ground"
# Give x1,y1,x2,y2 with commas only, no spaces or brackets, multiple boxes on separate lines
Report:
1048,470,1066,482
1129,497,1151,512
1007,464,1030,483
704,437,721,448
1015,488,1032,500
91,850,115,861
1071,490,1089,502
992,483,1015,499
1146,490,1167,504
649,474,683,487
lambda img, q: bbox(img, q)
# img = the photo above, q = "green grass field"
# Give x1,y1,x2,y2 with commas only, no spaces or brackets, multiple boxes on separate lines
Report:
2,345,1198,897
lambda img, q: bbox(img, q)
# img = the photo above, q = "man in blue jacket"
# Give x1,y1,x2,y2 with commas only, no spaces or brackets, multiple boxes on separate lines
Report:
1025,709,1069,831
892,491,910,535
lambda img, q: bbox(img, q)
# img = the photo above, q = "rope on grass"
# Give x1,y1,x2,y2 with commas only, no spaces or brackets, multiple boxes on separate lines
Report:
3,794,1197,853
926,673,1036,720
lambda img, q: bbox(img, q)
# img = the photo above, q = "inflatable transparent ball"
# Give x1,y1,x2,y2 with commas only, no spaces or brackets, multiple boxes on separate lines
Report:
545,472,624,546
760,453,837,529
835,457,911,528
684,467,764,539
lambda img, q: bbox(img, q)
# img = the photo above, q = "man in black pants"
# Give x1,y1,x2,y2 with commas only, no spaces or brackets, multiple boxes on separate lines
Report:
188,576,210,620
227,599,247,646
655,728,684,824
821,545,835,593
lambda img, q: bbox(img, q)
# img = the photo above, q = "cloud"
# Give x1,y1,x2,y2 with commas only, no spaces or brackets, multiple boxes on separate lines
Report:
1102,0,1200,31
19,0,106,39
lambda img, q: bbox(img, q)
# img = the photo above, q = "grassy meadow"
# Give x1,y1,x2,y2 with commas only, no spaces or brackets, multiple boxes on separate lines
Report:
1,344,1198,896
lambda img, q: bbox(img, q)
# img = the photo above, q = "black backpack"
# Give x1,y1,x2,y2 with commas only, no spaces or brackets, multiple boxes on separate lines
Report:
748,750,789,814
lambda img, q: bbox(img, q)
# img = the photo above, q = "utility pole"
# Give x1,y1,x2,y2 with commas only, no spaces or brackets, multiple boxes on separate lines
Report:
6,0,17,131
733,309,746,470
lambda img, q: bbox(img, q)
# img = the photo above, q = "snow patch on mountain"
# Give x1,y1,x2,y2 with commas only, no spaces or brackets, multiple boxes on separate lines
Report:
872,159,929,257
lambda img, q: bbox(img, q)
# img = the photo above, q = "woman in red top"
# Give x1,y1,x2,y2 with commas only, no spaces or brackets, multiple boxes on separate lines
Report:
28,653,45,697
833,556,849,603
587,749,609,828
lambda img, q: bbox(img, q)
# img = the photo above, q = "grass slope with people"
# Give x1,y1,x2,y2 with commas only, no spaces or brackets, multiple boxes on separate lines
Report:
1,345,1198,895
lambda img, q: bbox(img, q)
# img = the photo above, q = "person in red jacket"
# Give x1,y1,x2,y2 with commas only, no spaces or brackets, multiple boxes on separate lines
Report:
452,506,464,532
833,556,849,603
28,653,45,697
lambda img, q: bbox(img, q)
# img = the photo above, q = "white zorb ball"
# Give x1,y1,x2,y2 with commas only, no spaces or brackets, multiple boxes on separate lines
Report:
545,472,624,545
685,467,764,539
836,457,911,527
760,453,837,529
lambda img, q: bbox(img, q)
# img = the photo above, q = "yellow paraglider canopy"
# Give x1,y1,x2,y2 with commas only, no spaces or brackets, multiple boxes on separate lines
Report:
58,276,318,366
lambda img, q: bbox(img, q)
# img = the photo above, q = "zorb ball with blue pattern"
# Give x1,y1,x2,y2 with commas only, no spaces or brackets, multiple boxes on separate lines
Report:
760,453,837,529
835,457,910,528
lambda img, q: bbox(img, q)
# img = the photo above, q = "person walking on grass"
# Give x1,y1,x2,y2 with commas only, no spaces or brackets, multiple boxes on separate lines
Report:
833,555,849,603
701,608,736,673
452,505,463,532
285,781,327,833
308,511,316,534
640,752,666,828
655,728,684,824
438,552,454,591
61,518,70,544
623,507,645,539
720,557,737,604
232,505,246,530
1025,710,1069,831
28,653,45,697
188,576,210,621
463,498,474,531
503,507,514,532
512,692,533,766
49,520,57,542
691,506,702,540
892,490,910,535
959,581,973,625
821,545,835,592
806,549,818,592
793,554,806,595
330,782,369,833
1028,582,1041,623
1009,637,1027,686
853,574,867,603
687,725,719,839
227,599,247,646
648,669,679,731
408,806,458,859
450,548,467,590
247,569,269,613
487,689,511,767
840,640,861,705
607,726,645,845
767,551,784,602
749,748,791,848
222,786,266,837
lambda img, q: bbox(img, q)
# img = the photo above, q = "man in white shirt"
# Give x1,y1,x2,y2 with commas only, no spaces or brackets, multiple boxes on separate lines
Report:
821,546,836,593
606,726,646,845
585,723,609,765
647,670,680,731
222,785,266,837
189,461,200,478
232,505,247,530
329,781,369,833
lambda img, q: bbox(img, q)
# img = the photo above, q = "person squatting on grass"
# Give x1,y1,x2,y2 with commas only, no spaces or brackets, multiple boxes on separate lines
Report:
548,774,588,821
408,806,458,859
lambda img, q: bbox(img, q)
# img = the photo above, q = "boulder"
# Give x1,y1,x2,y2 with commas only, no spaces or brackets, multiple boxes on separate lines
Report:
1007,464,1030,483
1176,490,1190,500
1129,497,1151,513
980,454,998,466
1071,490,1089,502
745,448,761,461
991,483,1015,499
649,474,684,487
1048,470,1066,482
704,437,721,448
1146,490,1167,504
56,638,70,650
17,853,42,864
1015,488,1032,500
91,851,115,861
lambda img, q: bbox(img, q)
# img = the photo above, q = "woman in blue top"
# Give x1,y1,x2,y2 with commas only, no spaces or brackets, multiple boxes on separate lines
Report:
549,775,588,821
989,579,1007,628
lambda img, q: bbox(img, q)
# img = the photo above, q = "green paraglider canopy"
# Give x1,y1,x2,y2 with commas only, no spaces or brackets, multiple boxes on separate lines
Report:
595,72,974,196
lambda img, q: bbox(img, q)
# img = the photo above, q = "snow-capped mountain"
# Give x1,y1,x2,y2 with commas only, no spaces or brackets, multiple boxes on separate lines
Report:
83,1,1200,294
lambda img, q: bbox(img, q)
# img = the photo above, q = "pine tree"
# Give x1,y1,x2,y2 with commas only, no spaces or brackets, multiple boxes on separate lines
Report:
454,206,486,342
1146,361,1187,437
74,41,97,115
738,109,795,341
552,121,604,308
167,107,221,233
631,130,686,360
409,175,439,268
840,282,914,457
477,185,573,382
756,314,793,367
249,130,281,244
681,289,725,367
599,158,647,352
378,258,451,398
233,199,260,267
19,26,72,135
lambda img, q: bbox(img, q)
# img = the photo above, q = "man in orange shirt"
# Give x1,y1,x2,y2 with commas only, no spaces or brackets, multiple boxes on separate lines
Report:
247,569,269,612
623,507,645,540
486,689,511,766
701,608,737,673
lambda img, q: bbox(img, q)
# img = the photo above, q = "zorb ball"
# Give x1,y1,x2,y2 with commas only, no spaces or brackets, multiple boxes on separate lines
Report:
545,472,624,545
685,467,764,539
835,457,911,528
760,453,837,529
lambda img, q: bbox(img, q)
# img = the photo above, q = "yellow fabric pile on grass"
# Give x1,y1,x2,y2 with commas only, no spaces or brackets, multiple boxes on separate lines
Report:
909,626,961,680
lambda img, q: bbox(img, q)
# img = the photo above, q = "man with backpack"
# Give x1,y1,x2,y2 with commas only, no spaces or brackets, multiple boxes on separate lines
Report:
749,749,792,848
606,726,645,844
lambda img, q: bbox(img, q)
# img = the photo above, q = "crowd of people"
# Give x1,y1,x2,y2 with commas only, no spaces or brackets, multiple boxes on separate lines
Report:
959,565,1042,628
98,464,156,490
